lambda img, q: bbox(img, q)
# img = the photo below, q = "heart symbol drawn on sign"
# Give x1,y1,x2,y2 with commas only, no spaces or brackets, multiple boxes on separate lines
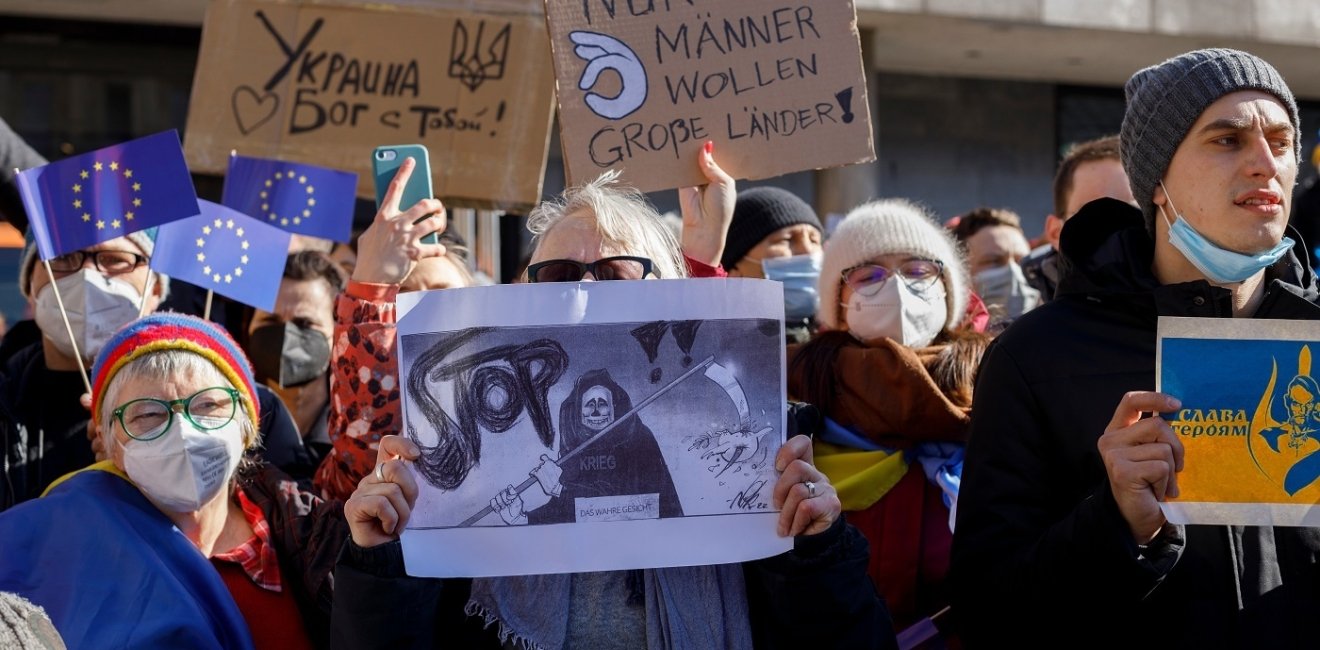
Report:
231,87,280,135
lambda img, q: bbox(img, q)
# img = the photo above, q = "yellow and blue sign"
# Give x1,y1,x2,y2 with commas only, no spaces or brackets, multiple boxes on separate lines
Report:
1159,316,1320,526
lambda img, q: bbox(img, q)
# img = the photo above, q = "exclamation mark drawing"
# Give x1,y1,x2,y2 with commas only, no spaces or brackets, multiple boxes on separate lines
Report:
490,100,507,137
835,87,856,124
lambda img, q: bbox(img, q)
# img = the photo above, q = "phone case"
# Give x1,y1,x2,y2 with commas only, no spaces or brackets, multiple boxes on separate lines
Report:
372,144,438,243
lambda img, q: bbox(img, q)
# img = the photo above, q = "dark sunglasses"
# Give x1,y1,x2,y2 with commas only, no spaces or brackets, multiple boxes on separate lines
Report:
526,256,656,283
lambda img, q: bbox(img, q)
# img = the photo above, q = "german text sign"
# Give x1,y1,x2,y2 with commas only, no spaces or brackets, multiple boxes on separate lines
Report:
545,0,875,192
185,0,556,209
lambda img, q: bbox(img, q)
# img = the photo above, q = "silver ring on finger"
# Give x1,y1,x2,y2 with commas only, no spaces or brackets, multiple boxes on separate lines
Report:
375,463,386,483
803,480,817,499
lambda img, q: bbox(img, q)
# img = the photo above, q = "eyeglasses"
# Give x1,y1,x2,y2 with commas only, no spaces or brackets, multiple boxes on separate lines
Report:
842,260,943,296
113,387,240,441
526,256,656,283
48,250,146,276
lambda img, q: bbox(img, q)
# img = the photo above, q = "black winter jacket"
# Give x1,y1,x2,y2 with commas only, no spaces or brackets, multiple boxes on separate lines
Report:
331,516,896,649
950,199,1320,648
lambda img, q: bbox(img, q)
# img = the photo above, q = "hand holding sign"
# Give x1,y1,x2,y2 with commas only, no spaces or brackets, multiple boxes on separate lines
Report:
679,143,736,268
1097,391,1184,544
570,31,648,120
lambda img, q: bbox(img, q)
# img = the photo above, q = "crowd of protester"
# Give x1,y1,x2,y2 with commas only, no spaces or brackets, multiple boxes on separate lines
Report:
0,46,1319,649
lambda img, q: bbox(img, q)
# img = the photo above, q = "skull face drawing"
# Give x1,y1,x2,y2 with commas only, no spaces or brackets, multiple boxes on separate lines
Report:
581,385,614,431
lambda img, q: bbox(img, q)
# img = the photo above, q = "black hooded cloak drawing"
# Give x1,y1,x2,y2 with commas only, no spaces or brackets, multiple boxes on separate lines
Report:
527,368,684,525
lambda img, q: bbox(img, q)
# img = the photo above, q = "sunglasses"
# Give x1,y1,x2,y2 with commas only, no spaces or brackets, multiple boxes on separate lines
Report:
526,256,656,283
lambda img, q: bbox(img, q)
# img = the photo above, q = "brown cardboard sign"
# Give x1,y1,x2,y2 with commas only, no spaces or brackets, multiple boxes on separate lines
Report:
545,0,875,193
185,0,556,209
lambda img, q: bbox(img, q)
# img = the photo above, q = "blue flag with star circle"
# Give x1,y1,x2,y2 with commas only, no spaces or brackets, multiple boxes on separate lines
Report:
221,154,357,243
15,130,201,260
151,200,292,311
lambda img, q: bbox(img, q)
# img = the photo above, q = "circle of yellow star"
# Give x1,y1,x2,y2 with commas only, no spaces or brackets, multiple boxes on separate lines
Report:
256,169,315,228
75,158,140,234
193,212,252,287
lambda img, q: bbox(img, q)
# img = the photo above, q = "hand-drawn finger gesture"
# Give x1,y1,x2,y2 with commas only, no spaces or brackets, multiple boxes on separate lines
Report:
345,435,421,548
570,30,648,120
679,142,736,268
492,485,527,526
771,434,840,537
1097,391,1184,544
351,157,448,286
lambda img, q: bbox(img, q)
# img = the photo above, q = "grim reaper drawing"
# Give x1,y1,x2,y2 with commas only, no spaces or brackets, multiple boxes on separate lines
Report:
491,368,684,525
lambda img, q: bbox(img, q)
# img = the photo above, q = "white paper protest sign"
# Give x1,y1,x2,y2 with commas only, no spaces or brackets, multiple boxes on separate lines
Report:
396,279,790,577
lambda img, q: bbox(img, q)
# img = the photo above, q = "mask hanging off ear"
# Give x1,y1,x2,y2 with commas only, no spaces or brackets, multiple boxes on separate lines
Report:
1159,181,1293,285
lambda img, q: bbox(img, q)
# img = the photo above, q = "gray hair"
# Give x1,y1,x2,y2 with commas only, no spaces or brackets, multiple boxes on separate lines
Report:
99,350,258,454
527,170,688,280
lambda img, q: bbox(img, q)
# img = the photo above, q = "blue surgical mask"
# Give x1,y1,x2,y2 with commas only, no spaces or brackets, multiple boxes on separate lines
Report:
762,253,821,323
1159,181,1293,285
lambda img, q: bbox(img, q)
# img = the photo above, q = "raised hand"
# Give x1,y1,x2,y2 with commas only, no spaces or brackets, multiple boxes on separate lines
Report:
352,157,448,286
679,142,736,268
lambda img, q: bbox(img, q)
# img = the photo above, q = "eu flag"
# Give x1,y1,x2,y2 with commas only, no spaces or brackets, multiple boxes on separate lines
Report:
15,130,200,260
222,154,357,243
151,200,292,312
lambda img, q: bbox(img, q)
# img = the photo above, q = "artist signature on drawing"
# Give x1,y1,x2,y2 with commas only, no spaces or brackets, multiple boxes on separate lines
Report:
727,478,768,511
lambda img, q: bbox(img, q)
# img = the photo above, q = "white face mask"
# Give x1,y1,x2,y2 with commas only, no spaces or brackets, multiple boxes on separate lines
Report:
34,268,143,361
844,276,948,348
118,416,244,513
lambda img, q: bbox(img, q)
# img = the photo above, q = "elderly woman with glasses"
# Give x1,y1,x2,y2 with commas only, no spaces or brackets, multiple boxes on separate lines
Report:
0,313,349,649
316,148,896,649
785,199,990,637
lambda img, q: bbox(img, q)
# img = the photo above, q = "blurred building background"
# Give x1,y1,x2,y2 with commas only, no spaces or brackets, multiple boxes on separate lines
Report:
1,0,1318,315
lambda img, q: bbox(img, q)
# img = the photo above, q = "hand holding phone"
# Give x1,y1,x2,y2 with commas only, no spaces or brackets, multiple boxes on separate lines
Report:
373,144,441,244
352,152,447,285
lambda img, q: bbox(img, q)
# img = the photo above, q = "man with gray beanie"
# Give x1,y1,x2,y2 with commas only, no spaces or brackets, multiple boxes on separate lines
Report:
0,232,169,510
952,48,1317,646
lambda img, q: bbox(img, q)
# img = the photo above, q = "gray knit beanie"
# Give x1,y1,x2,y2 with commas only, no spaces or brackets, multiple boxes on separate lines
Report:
817,199,969,332
1120,48,1300,232
721,187,822,270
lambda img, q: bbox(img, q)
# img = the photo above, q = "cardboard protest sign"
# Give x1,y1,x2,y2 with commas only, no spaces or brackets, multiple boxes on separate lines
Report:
1158,317,1320,526
545,0,875,193
395,279,790,577
184,0,555,209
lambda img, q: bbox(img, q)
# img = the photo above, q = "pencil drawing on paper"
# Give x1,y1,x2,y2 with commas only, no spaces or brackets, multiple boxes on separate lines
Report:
399,318,783,530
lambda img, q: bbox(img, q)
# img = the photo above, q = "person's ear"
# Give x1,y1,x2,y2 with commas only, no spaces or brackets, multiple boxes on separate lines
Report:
1152,182,1168,208
1044,214,1064,250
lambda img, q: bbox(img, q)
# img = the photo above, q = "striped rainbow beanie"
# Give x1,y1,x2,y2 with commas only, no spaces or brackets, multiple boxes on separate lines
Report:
90,313,259,430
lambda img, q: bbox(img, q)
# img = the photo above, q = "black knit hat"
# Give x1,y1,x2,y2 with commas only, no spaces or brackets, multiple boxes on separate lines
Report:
1120,48,1300,233
720,187,822,269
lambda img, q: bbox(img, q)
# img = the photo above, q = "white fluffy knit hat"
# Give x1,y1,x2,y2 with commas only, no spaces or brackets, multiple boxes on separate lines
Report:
817,199,969,332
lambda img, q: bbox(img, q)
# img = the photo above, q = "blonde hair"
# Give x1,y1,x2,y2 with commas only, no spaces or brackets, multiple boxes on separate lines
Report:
527,170,687,280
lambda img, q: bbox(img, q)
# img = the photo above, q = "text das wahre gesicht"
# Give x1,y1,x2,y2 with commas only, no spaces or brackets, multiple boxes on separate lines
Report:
583,1,842,167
